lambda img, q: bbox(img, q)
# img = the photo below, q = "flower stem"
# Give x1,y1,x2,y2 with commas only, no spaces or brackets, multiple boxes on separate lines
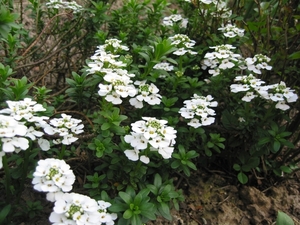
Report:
59,145,66,159
18,147,31,202
2,154,12,202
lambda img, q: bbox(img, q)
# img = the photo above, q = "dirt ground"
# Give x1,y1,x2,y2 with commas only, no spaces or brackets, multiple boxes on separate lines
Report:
147,171,300,225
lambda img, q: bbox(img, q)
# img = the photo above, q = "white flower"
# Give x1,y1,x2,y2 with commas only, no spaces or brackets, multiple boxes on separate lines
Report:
124,133,148,150
32,158,75,193
44,114,84,145
46,0,83,13
230,84,250,93
50,193,100,224
2,137,29,152
129,98,143,108
218,24,245,38
238,117,245,122
124,117,177,162
130,81,161,108
275,101,290,111
169,34,196,55
0,151,5,169
174,48,188,56
202,44,241,74
245,54,272,74
162,14,188,28
153,62,174,71
242,92,257,102
140,155,150,164
0,115,28,138
124,149,139,161
38,138,50,151
179,94,218,127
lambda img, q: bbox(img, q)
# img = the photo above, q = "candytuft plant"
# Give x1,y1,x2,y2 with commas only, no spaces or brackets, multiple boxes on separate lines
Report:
0,0,299,224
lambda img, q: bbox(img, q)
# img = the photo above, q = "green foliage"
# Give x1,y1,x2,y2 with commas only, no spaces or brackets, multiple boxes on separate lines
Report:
66,71,95,108
276,211,294,225
1,76,31,100
171,144,198,177
0,204,11,224
110,186,156,225
147,174,184,220
88,135,116,158
0,5,19,39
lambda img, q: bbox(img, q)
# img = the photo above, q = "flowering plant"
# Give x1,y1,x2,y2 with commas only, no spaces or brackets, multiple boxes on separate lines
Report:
124,117,177,163
1,0,300,224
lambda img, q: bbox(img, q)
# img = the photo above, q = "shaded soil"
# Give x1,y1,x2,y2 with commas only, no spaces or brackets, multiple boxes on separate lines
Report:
147,171,300,225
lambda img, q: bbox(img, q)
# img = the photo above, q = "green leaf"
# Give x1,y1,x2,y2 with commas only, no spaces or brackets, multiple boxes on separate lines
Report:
131,214,142,225
186,161,197,170
0,204,11,223
158,202,172,220
273,141,281,153
101,122,111,130
138,52,150,62
280,166,293,174
276,211,294,225
216,143,225,149
140,202,156,219
207,141,214,148
154,173,162,187
221,110,239,130
237,172,248,184
171,160,180,169
109,202,128,212
258,137,271,145
147,184,158,195
244,157,260,171
233,164,241,171
182,165,191,177
119,192,132,204
123,209,133,219
288,51,300,60
204,148,212,157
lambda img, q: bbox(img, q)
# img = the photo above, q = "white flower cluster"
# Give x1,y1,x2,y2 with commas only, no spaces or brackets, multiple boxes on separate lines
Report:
201,44,242,76
124,117,177,163
87,39,129,75
46,0,83,13
244,54,272,74
32,158,75,197
0,98,52,168
87,39,137,105
129,80,162,108
179,94,218,128
95,38,129,55
98,70,137,104
88,39,164,106
0,115,29,153
218,24,245,38
183,0,231,18
211,1,232,18
168,34,197,56
230,74,298,110
230,74,267,102
44,113,84,145
153,62,174,71
49,192,117,225
162,14,188,29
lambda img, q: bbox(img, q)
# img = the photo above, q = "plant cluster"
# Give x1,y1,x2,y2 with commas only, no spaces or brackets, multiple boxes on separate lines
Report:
0,0,300,224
